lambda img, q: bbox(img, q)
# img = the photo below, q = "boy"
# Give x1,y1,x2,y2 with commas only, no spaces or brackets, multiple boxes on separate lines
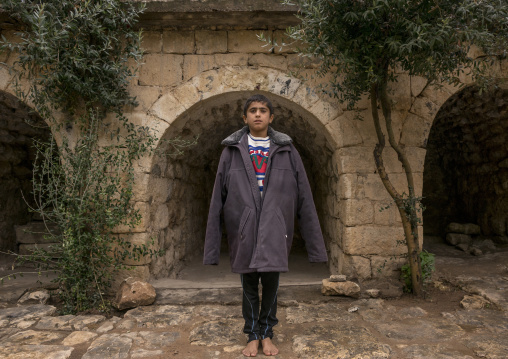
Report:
204,94,328,357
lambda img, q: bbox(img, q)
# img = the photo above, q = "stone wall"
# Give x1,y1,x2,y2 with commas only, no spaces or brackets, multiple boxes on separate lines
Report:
119,20,507,282
129,20,428,281
424,87,508,244
1,3,507,284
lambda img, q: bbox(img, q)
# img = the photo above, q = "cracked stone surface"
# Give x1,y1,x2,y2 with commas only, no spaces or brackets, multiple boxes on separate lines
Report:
61,331,98,346
70,315,106,331
82,334,132,359
124,305,194,328
0,305,56,328
0,328,19,340
286,303,356,324
197,305,243,320
359,304,428,322
0,344,74,359
131,330,180,348
442,309,508,334
34,315,75,331
4,329,65,344
96,317,120,334
398,344,475,359
373,318,465,341
32,314,106,332
130,348,163,358
463,333,508,359
453,275,508,311
189,319,243,346
292,324,392,359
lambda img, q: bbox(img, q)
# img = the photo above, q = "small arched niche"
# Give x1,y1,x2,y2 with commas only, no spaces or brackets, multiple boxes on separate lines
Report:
0,91,51,253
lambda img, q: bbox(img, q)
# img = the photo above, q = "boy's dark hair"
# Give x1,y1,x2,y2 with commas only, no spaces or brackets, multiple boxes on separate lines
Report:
243,94,274,116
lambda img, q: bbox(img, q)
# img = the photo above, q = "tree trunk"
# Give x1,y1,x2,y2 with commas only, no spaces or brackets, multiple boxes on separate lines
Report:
370,83,423,297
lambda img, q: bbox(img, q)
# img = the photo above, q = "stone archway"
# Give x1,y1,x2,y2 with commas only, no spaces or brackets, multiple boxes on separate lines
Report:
144,68,341,279
423,85,508,249
0,91,51,253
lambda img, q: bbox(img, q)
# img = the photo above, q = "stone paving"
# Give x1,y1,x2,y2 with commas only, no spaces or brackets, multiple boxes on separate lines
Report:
0,294,507,359
1,249,507,358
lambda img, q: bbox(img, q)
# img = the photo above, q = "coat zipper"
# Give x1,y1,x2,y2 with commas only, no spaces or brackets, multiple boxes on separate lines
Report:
235,137,288,266
250,144,281,265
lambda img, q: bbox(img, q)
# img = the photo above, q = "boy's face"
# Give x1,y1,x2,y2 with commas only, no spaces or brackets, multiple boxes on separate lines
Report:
243,101,274,137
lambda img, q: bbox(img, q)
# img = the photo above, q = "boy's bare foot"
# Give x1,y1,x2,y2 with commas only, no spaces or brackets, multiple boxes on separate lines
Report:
242,340,259,357
261,338,279,356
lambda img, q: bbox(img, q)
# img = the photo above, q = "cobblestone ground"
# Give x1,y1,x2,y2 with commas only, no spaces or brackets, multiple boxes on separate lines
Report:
1,250,507,358
0,292,507,359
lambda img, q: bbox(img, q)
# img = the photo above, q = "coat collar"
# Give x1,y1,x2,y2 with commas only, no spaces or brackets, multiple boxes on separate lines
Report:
221,126,292,146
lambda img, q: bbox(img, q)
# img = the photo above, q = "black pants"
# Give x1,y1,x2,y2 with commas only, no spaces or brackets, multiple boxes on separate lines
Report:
240,272,280,342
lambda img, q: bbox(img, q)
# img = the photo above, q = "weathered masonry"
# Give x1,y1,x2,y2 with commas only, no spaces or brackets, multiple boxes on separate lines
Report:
0,0,507,283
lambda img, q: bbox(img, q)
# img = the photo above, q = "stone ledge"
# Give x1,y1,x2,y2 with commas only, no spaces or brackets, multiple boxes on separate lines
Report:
136,1,299,29
137,0,296,13
138,12,300,29
1,2,299,30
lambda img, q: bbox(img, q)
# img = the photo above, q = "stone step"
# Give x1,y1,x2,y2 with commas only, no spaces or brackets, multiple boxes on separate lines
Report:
18,243,61,258
153,284,327,306
15,222,59,244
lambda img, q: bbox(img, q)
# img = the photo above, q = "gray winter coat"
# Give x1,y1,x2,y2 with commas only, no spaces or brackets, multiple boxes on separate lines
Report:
203,126,328,273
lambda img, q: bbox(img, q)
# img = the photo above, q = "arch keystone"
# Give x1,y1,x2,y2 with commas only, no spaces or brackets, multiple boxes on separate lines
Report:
264,71,301,99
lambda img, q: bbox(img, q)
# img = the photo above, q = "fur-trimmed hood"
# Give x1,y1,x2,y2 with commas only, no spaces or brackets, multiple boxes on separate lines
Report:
221,126,292,146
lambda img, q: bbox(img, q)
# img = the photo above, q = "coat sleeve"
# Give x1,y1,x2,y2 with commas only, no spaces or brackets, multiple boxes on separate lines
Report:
292,145,328,263
203,148,229,265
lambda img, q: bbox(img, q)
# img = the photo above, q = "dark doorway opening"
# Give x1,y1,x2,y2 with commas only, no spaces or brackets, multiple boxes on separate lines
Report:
423,86,508,255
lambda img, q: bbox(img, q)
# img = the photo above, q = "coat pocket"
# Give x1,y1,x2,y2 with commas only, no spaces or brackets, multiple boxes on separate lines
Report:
275,207,290,258
274,207,287,236
238,207,252,239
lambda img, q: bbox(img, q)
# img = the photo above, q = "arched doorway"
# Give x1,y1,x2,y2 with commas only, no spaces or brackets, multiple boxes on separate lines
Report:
147,90,337,281
423,85,508,252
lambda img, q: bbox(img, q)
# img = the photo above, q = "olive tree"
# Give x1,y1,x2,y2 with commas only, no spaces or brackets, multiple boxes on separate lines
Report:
279,0,508,295
0,0,158,313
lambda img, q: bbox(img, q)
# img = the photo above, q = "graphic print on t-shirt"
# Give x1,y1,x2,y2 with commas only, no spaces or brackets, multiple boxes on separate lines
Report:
248,134,270,195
